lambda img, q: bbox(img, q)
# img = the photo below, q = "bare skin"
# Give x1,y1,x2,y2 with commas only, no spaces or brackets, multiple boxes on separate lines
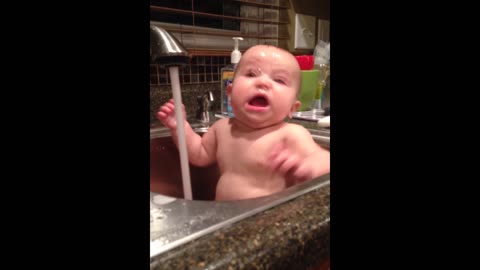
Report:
157,45,330,200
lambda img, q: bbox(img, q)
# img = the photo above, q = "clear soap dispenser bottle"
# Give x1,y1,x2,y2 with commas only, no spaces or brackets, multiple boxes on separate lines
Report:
220,37,243,116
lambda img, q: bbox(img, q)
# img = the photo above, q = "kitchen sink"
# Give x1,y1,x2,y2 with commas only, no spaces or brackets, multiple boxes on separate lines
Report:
150,123,330,258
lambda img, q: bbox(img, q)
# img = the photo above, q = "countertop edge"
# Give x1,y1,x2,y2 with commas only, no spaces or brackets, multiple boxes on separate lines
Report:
150,184,330,270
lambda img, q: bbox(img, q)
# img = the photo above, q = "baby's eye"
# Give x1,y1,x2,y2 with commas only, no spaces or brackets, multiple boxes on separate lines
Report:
246,71,256,77
274,78,286,85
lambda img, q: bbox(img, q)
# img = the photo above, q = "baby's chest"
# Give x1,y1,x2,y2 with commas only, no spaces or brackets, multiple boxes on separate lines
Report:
220,136,279,166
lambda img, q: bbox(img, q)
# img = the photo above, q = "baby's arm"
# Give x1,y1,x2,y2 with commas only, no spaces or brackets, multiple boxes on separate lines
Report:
268,125,330,183
157,99,217,167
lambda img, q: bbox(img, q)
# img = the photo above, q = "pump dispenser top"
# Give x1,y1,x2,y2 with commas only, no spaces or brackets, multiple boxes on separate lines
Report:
221,37,243,116
231,37,243,66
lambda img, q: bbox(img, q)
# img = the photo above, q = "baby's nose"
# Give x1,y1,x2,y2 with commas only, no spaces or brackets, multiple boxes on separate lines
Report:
255,75,272,90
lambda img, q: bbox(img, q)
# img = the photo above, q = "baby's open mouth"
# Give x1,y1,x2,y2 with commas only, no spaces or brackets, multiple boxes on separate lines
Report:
248,95,269,107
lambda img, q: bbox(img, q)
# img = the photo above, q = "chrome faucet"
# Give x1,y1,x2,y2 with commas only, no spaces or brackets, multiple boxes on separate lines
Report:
196,91,215,124
150,24,189,66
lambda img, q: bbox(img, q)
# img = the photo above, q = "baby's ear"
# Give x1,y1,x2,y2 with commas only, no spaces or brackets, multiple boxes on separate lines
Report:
288,101,301,118
226,83,233,96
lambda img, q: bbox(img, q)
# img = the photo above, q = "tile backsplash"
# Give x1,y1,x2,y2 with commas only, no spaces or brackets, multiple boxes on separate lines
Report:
150,56,225,126
150,56,230,86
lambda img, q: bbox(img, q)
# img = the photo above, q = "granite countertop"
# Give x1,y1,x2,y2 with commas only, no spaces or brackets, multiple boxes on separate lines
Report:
150,118,330,270
150,184,330,270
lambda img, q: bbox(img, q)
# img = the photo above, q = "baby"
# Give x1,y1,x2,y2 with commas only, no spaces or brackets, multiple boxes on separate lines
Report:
157,45,330,200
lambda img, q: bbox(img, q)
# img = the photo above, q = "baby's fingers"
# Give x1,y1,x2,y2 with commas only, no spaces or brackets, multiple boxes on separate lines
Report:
289,163,312,183
277,155,300,175
269,150,289,171
268,141,286,159
164,101,175,111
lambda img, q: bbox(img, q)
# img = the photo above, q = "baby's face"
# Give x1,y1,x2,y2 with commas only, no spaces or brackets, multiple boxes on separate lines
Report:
228,45,301,128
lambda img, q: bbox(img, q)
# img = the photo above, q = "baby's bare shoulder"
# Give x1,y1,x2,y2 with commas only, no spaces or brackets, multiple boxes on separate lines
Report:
282,123,322,154
207,118,232,138
282,122,311,137
209,117,229,130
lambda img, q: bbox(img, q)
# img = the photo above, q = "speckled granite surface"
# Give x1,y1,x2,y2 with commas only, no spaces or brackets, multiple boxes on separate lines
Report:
150,185,330,270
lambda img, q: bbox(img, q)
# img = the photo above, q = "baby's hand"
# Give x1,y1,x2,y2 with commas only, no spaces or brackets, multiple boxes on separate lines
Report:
268,142,313,184
156,99,186,130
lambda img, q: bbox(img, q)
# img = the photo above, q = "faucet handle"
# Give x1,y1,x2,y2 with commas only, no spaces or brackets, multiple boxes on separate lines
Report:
196,90,215,123
206,90,214,102
197,91,214,107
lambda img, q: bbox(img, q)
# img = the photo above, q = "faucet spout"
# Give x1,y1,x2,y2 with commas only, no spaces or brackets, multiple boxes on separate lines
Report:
150,25,193,199
150,25,189,66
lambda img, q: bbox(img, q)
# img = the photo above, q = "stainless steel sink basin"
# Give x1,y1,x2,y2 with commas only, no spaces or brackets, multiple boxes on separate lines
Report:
150,123,330,258
150,125,219,200
150,124,329,200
